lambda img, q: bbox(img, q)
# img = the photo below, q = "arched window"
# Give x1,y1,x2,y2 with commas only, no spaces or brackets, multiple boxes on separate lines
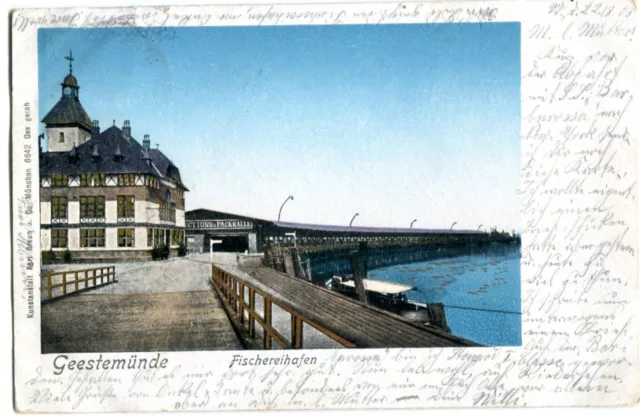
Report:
59,132,65,143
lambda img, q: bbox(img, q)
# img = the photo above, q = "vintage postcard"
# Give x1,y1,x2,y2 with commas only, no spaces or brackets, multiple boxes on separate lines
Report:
11,0,638,413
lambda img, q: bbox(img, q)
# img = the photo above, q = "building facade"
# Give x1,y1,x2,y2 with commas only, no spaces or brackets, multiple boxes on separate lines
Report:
185,208,489,255
40,55,188,262
186,209,263,254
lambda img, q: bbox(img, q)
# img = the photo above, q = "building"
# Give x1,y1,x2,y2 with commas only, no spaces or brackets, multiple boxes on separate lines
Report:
185,208,488,255
39,52,188,262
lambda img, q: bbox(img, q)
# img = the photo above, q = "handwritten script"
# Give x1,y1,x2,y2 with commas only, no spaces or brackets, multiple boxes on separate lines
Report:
12,1,638,412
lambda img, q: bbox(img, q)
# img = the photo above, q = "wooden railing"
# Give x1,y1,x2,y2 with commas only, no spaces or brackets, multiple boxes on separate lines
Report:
40,266,117,302
211,265,355,349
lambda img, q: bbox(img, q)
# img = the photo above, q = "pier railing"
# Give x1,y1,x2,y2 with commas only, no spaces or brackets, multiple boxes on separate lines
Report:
40,266,117,302
211,265,355,349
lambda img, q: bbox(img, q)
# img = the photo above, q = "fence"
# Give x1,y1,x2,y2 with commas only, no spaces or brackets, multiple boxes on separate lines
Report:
40,266,117,302
211,265,355,349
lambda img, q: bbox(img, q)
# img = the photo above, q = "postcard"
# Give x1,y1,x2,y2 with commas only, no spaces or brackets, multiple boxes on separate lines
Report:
10,0,638,413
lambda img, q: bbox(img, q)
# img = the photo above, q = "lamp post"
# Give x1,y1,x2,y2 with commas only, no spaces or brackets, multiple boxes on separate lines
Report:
450,221,457,230
349,213,359,226
478,224,483,231
278,195,294,221
410,219,417,229
209,239,223,263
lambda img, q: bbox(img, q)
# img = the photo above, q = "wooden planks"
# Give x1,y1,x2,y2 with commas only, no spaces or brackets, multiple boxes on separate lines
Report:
41,290,242,353
226,264,478,348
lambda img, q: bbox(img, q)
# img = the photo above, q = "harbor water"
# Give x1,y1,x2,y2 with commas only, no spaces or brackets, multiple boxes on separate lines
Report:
368,244,521,346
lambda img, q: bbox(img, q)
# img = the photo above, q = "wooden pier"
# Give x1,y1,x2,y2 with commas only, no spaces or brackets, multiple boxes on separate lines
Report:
42,290,242,353
213,263,478,349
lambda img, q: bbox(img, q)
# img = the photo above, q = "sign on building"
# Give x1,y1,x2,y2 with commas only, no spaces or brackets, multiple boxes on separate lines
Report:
186,219,253,230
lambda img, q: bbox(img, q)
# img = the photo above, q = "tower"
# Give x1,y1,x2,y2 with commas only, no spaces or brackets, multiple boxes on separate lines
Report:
41,50,93,152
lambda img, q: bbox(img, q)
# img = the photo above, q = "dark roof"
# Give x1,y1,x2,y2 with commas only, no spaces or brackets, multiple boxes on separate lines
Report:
185,209,485,236
40,125,188,190
149,149,185,186
41,96,92,131
187,208,269,222
271,221,486,235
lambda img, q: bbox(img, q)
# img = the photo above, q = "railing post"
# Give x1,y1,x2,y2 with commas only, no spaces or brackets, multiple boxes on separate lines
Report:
264,298,272,349
249,289,255,338
101,268,105,285
74,271,79,292
239,283,245,323
291,314,304,349
47,274,52,300
233,279,238,313
62,273,67,295
84,270,88,288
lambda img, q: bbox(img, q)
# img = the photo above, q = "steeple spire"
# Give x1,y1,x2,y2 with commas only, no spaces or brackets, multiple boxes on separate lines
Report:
65,50,74,74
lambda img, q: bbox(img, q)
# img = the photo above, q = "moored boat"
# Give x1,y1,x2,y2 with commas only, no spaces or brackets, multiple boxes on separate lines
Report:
327,275,450,333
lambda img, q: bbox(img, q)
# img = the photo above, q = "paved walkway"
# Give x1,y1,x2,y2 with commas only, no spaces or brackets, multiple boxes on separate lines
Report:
41,253,242,353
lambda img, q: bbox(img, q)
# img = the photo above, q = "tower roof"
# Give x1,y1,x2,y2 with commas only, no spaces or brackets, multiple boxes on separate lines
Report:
42,49,91,130
62,74,78,88
41,97,92,131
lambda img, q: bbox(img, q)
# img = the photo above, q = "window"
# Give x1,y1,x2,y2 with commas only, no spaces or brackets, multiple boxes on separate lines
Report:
117,196,135,219
147,228,153,247
153,229,161,246
159,204,175,222
92,174,105,186
51,196,68,219
146,176,159,189
159,191,176,222
80,228,105,247
81,174,106,187
59,132,64,143
51,174,68,187
172,230,184,245
117,173,136,186
118,228,134,247
51,229,68,248
80,196,105,218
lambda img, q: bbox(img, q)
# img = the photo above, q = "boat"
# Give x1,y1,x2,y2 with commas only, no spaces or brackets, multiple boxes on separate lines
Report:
327,275,451,333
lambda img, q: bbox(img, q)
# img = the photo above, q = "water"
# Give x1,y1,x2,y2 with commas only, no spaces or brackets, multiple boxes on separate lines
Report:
368,244,521,346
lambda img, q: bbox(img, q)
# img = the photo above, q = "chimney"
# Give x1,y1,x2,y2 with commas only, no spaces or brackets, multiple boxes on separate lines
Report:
143,134,150,151
92,120,100,137
122,120,131,139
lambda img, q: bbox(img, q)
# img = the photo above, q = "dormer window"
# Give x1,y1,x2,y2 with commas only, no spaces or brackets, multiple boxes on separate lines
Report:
59,132,64,143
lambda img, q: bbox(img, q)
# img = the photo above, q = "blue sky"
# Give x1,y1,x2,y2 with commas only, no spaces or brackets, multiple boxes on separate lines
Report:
38,23,521,231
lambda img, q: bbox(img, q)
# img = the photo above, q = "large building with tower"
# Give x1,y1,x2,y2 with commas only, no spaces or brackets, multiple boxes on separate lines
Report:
39,52,188,261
